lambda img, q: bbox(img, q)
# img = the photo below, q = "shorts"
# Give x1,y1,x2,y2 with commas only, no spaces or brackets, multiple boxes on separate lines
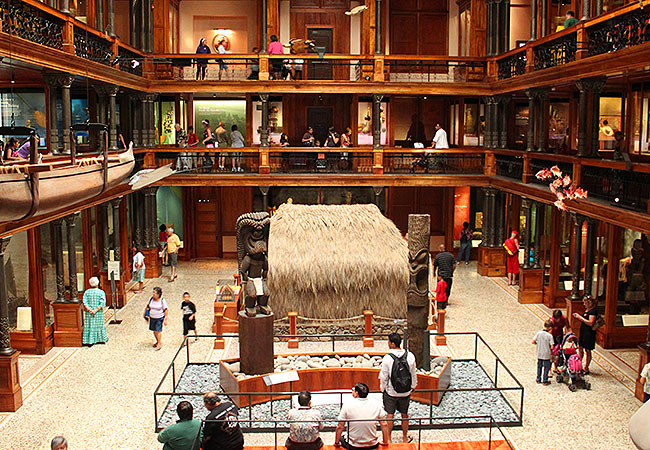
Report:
183,317,196,335
149,317,164,332
169,252,178,267
437,300,447,310
382,391,410,415
133,269,145,282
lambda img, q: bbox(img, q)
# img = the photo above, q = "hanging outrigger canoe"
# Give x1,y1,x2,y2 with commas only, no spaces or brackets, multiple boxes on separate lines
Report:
0,124,135,222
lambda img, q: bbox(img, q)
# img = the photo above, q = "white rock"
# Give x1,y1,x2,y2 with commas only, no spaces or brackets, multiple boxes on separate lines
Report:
360,360,374,368
295,361,309,370
276,357,290,365
279,364,292,371
296,355,310,362
363,353,370,359
307,360,324,369
229,362,240,373
325,359,342,368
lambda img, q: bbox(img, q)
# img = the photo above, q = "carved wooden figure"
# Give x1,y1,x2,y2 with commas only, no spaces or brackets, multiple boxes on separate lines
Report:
236,212,271,317
407,214,431,369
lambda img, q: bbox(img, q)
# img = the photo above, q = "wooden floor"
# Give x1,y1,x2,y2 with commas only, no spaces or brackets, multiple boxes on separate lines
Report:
246,441,510,450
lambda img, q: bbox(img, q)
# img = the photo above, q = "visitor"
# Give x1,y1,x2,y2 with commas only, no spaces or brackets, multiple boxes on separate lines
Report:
159,224,169,266
196,38,211,80
144,286,168,350
457,221,473,265
217,39,228,80
132,247,145,293
334,383,389,449
430,123,449,149
341,127,352,148
116,125,127,149
406,114,426,146
302,127,315,147
82,277,108,346
167,227,181,282
187,126,198,148
572,295,598,374
202,120,215,146
248,47,260,80
640,361,650,402
564,10,579,29
293,52,304,80
51,436,68,450
503,230,520,286
325,127,340,147
202,392,244,450
230,124,245,172
280,131,290,147
533,319,554,385
378,333,417,443
215,121,228,171
286,391,324,450
550,309,568,346
157,400,201,450
4,137,19,160
181,292,198,342
433,244,456,302
268,35,284,80
339,127,352,171
434,274,448,310
613,130,632,170
8,135,39,161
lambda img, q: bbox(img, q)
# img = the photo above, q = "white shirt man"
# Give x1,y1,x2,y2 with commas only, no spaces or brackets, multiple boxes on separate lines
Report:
334,383,388,450
378,333,417,443
431,123,449,149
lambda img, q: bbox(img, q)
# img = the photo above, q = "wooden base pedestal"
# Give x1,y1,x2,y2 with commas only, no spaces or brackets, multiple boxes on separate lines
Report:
518,268,544,304
635,345,650,402
100,270,126,308
239,312,274,375
53,302,83,347
566,297,584,335
141,247,162,279
477,246,506,277
0,351,23,412
214,301,239,333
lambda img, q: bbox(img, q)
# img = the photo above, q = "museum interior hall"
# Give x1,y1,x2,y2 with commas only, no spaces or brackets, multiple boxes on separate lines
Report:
2,0,650,449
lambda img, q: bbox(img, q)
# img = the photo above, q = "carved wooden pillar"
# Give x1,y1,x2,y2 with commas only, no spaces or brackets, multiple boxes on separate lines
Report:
540,0,548,37
583,218,598,297
65,213,80,302
61,76,74,154
260,94,269,147
106,0,116,36
526,90,536,152
487,188,497,247
498,96,509,148
582,0,590,20
495,192,505,248
570,213,585,301
373,94,384,149
590,79,606,157
595,0,603,16
576,81,589,157
536,89,548,152
134,193,144,249
43,74,61,153
521,199,532,269
260,0,268,52
146,94,158,147
407,214,430,369
96,0,105,31
60,0,70,14
108,86,119,151
132,97,142,148
533,201,544,269
0,237,13,356
52,218,66,303
375,0,383,54
111,198,122,262
101,203,110,270
484,96,496,148
529,0,537,40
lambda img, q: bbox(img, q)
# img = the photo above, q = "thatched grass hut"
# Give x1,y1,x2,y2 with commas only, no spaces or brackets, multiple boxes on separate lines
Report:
268,203,408,319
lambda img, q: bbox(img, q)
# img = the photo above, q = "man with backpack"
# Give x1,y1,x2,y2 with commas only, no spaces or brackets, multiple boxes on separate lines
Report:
378,333,417,443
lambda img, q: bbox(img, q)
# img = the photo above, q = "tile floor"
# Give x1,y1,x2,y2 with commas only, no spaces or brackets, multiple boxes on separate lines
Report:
0,260,643,450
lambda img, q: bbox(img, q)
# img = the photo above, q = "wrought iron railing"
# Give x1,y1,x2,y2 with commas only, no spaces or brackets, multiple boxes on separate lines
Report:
533,31,577,71
118,45,144,76
0,0,64,50
497,50,527,80
587,6,650,56
269,150,373,174
580,164,650,212
73,25,113,65
495,154,524,180
383,151,484,174
385,57,487,83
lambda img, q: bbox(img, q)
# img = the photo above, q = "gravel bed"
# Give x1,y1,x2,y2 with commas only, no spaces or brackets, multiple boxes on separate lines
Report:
158,360,520,429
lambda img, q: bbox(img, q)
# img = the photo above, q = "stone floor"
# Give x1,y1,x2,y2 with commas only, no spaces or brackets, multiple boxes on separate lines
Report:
0,260,643,450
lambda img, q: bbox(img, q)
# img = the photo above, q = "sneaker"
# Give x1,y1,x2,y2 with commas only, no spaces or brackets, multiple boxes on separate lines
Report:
465,261,469,265
543,381,551,385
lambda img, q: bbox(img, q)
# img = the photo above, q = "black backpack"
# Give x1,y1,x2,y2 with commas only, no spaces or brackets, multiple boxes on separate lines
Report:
389,352,412,393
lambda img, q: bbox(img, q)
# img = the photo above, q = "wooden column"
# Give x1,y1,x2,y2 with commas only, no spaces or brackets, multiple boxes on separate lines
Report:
61,76,74,154
536,89,548,152
373,94,384,149
521,199,532,269
569,213,585,302
43,74,60,153
108,86,119,151
583,218,598,297
363,310,374,348
52,218,66,302
519,200,544,304
288,312,299,349
65,213,80,301
259,94,269,148
526,90,536,152
239,312,274,375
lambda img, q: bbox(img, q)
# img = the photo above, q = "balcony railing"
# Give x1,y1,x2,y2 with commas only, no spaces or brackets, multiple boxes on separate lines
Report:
497,49,526,80
0,0,64,50
384,56,487,83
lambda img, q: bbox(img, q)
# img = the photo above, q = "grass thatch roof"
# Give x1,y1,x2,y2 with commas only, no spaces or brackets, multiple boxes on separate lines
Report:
268,203,408,319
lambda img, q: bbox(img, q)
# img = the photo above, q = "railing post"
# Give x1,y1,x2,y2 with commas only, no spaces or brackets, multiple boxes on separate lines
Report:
576,24,588,60
522,153,532,183
372,149,384,174
572,161,582,187
259,55,270,81
525,46,534,73
435,310,446,345
259,148,271,174
288,311,299,349
63,21,75,55
214,313,225,349
142,56,155,80
143,149,156,168
363,310,374,347
373,55,384,82
484,150,496,176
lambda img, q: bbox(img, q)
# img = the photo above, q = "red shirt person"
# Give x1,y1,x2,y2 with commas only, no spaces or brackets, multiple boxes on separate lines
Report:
503,230,520,286
550,310,568,345
435,275,448,310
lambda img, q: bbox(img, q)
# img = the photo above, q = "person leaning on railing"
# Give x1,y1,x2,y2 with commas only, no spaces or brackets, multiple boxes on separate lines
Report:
286,391,324,450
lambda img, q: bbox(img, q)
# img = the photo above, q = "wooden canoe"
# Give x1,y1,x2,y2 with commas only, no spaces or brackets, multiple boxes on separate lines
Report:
0,147,134,222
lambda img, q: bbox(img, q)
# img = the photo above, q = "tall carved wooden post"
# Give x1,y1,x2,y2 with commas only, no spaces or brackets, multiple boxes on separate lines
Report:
101,203,110,270
478,188,506,277
139,94,148,147
521,199,532,270
108,86,119,151
375,0,383,54
495,191,505,246
570,213,585,302
96,0,104,32
65,213,80,301
407,214,430,370
260,94,269,147
536,89,548,152
576,80,589,157
111,198,122,262
533,202,544,269
106,0,116,36
0,236,23,412
581,0,590,20
43,74,61,152
60,0,70,14
525,90,536,152
61,76,74,154
484,96,496,148
529,0,537,40
518,199,544,303
498,96,509,148
373,94,384,148
133,193,144,249
132,98,142,148
583,218,598,298
146,94,158,147
52,218,66,303
142,187,162,278
589,78,606,157
260,0,268,51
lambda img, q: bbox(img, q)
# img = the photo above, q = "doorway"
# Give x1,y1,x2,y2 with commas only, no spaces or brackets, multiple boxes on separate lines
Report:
307,27,333,80
307,107,333,145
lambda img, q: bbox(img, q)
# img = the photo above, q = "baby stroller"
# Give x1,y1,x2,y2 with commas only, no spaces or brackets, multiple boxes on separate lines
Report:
553,331,591,391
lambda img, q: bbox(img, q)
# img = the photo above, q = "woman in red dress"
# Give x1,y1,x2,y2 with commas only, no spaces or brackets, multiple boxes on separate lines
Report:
503,230,520,286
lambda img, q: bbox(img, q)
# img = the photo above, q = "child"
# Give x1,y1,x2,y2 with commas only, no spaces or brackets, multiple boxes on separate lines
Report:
550,309,568,345
181,292,197,342
132,247,145,293
435,275,448,310
533,319,554,385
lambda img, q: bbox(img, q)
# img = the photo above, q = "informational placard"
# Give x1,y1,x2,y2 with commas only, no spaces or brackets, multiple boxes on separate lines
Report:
621,315,649,327
263,370,299,386
108,261,120,280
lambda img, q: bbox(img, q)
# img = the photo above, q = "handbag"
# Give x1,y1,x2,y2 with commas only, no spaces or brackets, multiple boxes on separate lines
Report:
144,298,152,319
592,315,605,331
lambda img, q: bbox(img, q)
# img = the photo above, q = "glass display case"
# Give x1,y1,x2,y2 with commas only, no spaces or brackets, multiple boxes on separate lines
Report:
4,231,30,332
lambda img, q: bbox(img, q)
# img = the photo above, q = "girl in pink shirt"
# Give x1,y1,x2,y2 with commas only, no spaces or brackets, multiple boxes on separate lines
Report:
268,35,284,79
